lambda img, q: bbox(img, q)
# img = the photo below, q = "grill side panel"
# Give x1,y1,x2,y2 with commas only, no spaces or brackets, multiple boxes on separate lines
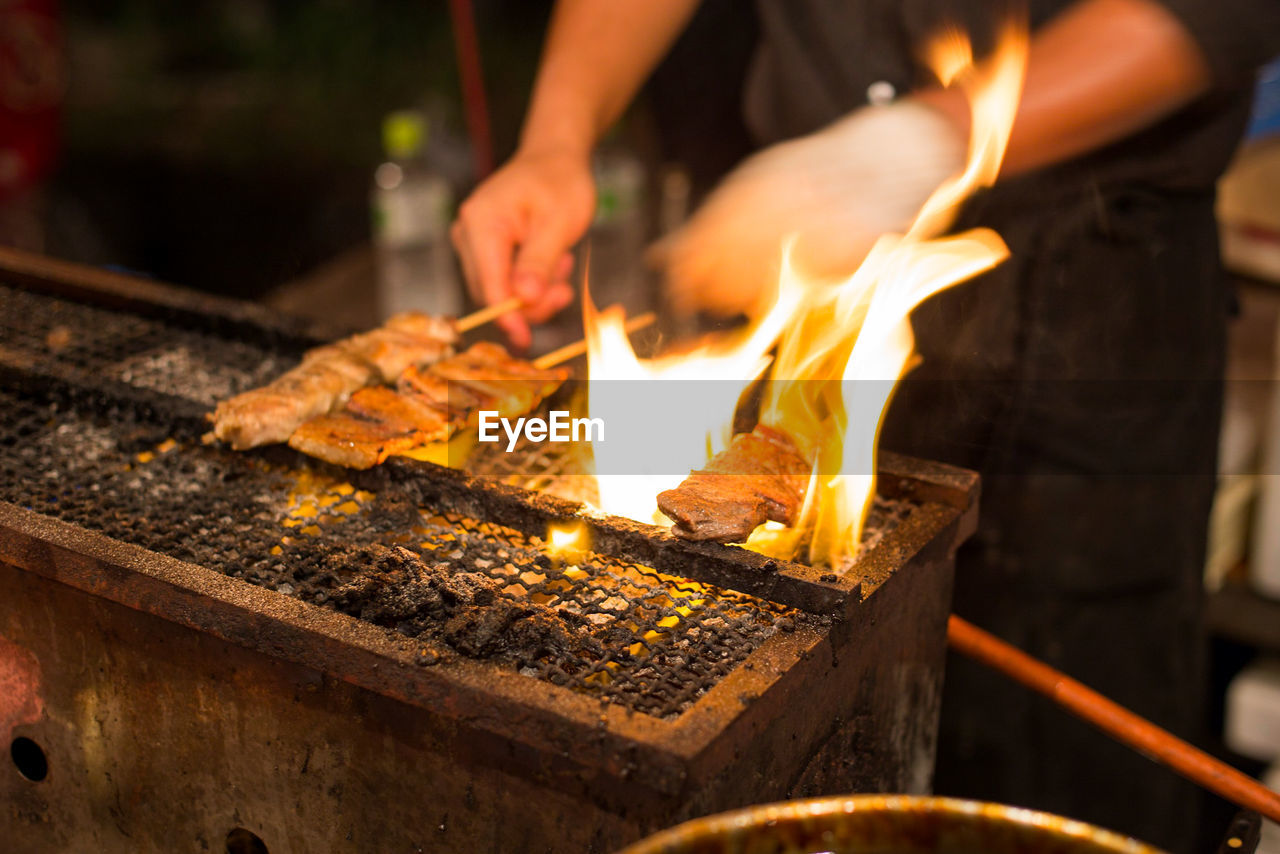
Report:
0,563,651,854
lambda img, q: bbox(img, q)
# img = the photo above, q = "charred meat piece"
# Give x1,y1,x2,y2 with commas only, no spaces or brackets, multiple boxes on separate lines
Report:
345,386,452,435
431,341,571,417
210,311,458,449
288,386,453,469
396,364,492,420
211,360,374,450
341,312,458,382
288,340,571,468
287,412,428,469
657,426,809,542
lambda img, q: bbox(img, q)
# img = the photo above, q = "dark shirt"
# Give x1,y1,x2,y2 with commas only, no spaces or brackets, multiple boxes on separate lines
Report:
745,0,1280,197
742,4,1280,850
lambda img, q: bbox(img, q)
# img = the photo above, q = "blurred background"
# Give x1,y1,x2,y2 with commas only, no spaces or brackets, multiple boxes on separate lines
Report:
0,0,759,333
6,1,1280,847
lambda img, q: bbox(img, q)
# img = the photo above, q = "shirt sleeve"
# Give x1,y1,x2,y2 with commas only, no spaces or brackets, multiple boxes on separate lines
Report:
1155,0,1280,86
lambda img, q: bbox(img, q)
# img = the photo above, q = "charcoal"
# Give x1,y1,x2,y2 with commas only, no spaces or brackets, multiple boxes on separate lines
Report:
444,600,527,656
0,283,855,720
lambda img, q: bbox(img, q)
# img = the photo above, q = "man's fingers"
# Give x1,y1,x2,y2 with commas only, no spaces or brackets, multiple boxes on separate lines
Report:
521,254,576,322
552,252,574,285
512,219,579,306
523,281,575,323
497,312,532,350
453,212,534,348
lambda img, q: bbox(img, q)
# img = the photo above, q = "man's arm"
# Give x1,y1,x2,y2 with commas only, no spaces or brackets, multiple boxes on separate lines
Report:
451,0,699,347
520,0,702,161
916,0,1211,176
656,0,1224,315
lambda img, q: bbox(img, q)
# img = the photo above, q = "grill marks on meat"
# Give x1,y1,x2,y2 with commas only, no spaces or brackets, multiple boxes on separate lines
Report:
329,545,596,663
345,312,457,382
288,387,454,469
657,426,809,542
430,341,570,418
288,342,571,469
210,311,459,449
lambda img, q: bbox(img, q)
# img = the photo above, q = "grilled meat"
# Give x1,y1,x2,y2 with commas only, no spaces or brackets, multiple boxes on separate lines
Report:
345,386,452,435
342,312,457,382
287,341,572,469
210,311,458,449
431,341,570,417
657,426,809,542
396,364,491,419
287,386,453,469
210,361,374,450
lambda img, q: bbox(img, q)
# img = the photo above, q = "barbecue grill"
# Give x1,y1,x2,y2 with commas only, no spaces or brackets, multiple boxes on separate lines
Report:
0,248,978,853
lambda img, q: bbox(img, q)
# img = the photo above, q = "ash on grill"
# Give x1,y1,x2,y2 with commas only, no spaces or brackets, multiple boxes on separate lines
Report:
0,280,925,717
0,381,820,717
328,544,605,664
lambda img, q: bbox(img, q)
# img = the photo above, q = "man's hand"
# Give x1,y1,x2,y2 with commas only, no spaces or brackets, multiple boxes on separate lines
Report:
650,101,967,317
451,148,595,348
450,0,699,347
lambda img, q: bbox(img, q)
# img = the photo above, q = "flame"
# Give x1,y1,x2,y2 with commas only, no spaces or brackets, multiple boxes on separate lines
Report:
545,520,591,563
584,22,1028,566
583,269,805,523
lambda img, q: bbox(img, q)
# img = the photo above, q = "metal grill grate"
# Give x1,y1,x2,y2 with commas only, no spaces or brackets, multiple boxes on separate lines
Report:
0,386,807,718
0,284,298,406
0,282,935,718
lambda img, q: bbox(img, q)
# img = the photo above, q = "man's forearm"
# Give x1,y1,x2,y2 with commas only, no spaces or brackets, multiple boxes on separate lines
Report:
519,0,702,157
916,0,1211,176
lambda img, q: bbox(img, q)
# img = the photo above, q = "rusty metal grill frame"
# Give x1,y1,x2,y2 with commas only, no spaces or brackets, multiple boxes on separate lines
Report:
0,382,808,719
0,247,978,850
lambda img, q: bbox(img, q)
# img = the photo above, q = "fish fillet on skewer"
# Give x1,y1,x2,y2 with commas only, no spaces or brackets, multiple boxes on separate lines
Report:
210,312,458,450
656,426,810,542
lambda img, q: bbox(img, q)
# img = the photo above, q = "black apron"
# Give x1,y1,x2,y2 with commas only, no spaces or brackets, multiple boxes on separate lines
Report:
743,1,1251,849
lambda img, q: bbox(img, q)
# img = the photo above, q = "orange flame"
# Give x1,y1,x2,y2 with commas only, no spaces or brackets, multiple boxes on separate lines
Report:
585,22,1028,567
545,520,591,564
583,270,805,523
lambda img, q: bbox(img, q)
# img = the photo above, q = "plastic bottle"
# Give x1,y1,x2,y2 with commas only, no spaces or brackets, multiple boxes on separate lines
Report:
371,110,463,319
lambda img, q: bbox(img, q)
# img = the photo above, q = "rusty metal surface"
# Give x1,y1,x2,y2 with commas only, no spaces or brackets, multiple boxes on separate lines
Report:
0,268,983,614
1,526,959,852
616,795,1167,854
0,248,977,851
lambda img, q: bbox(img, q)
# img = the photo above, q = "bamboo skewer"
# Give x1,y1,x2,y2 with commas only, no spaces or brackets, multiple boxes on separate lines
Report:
454,296,525,333
947,614,1280,823
534,312,657,370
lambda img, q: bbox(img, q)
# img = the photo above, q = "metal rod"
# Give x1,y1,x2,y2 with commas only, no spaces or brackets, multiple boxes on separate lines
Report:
455,296,524,333
533,312,657,370
947,614,1280,824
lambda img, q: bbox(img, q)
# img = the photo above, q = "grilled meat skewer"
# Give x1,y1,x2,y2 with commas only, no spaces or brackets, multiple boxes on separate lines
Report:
656,425,809,542
210,312,458,450
287,342,571,469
